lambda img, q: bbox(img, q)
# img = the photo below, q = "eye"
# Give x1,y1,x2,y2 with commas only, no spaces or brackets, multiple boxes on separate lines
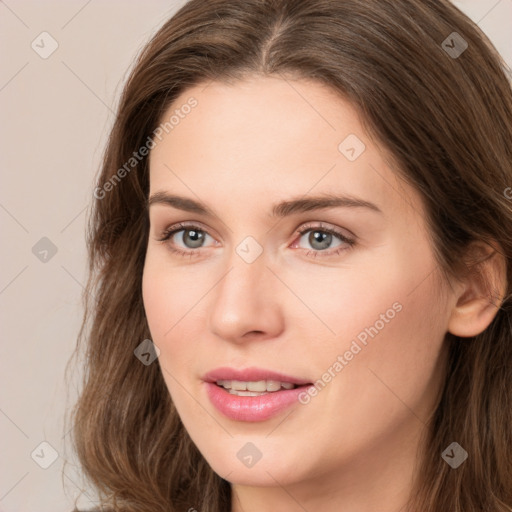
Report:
157,222,216,257
293,222,355,257
156,221,355,259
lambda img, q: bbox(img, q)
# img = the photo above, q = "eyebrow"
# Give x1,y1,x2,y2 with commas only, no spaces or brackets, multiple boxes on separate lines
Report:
147,191,382,217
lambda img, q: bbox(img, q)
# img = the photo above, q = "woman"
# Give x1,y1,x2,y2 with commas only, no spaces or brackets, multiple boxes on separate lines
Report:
67,0,512,510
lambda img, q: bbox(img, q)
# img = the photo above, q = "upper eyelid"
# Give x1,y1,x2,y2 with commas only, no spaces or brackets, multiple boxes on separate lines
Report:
297,221,355,239
159,221,217,240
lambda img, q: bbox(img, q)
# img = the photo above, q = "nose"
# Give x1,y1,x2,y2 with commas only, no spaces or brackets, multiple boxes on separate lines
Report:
208,250,284,344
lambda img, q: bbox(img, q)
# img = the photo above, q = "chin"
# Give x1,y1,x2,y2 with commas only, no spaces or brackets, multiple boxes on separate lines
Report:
201,441,308,487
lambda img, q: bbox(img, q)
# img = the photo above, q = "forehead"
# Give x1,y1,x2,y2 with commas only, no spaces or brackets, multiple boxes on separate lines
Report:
147,76,423,222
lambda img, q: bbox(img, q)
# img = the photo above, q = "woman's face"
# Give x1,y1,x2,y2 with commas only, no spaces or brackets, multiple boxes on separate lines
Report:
142,75,457,502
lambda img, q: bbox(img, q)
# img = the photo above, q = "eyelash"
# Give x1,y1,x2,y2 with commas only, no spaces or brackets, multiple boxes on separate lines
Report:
156,221,356,259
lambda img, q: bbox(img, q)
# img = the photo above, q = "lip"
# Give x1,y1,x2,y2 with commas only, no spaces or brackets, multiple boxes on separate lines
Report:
202,367,314,422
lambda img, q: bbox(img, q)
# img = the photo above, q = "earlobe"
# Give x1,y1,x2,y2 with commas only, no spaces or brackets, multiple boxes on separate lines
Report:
447,241,508,338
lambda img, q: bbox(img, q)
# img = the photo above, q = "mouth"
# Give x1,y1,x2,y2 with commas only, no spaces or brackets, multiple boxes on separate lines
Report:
202,367,314,421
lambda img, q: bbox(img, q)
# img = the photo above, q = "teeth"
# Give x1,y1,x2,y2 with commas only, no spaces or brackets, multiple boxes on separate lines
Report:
248,380,268,392
216,380,297,392
232,380,249,391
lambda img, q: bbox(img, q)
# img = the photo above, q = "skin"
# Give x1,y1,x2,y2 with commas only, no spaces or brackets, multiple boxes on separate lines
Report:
142,75,502,512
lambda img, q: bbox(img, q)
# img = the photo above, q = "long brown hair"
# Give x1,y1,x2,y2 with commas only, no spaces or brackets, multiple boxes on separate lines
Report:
65,1,512,510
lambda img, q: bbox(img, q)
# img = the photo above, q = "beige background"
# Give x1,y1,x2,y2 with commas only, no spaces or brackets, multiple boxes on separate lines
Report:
0,1,510,510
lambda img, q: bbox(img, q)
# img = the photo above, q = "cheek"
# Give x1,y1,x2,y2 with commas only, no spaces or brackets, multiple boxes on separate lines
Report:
141,255,204,370
142,266,202,423
275,256,416,354
319,271,449,433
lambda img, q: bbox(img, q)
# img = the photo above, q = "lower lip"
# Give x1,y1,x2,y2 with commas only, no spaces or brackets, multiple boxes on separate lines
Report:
204,382,313,422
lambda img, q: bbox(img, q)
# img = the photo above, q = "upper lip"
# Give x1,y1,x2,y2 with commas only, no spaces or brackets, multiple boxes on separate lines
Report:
202,367,312,386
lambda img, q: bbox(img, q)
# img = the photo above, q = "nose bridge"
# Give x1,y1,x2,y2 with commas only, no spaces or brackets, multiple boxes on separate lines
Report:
218,222,270,296
216,242,268,312
208,238,283,341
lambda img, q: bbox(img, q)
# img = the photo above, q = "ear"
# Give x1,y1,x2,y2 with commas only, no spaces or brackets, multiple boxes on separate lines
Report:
448,241,508,338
